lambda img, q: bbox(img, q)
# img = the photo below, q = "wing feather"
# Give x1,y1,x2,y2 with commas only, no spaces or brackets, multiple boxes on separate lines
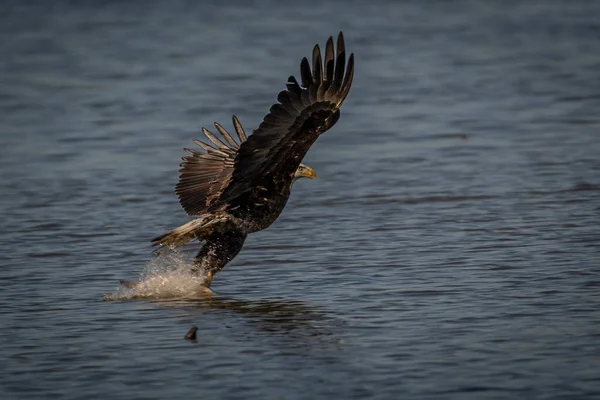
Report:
300,57,312,89
286,76,302,96
339,53,355,105
312,44,322,84
323,36,335,91
202,127,229,150
214,122,239,149
176,120,247,215
232,115,247,142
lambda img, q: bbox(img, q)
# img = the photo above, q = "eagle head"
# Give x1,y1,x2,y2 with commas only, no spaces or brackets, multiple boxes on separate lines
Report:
293,164,316,182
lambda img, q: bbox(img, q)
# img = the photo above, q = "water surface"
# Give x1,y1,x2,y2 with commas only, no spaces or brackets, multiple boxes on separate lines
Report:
1,1,600,399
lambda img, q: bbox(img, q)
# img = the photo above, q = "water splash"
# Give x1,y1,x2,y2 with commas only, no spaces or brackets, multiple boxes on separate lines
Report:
103,250,213,301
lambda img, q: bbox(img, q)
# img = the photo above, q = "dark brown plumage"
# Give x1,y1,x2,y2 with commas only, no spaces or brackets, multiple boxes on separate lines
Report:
152,32,354,287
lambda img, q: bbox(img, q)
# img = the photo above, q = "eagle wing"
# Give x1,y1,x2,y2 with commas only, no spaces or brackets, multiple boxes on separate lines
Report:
176,116,247,215
176,32,354,215
216,32,354,205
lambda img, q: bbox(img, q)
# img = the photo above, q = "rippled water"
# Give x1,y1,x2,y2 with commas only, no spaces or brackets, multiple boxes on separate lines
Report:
2,1,600,399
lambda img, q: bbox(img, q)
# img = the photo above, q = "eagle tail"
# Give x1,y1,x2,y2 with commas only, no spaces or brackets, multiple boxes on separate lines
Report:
151,215,226,248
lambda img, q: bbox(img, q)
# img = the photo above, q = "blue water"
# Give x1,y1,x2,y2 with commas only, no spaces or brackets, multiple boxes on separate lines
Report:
1,1,600,399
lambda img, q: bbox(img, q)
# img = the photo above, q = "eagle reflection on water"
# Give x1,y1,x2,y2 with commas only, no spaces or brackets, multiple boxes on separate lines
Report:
160,296,342,340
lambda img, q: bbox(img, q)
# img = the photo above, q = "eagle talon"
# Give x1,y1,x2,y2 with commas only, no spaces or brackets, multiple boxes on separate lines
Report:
204,271,213,287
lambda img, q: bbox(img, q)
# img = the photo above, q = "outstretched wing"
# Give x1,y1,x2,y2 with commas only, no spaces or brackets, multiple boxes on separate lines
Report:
216,32,354,205
176,116,247,215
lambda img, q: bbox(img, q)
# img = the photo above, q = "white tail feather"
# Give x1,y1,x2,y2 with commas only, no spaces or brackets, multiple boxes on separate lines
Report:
151,214,227,248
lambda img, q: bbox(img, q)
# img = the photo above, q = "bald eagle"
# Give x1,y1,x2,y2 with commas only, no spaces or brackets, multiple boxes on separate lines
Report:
151,32,354,287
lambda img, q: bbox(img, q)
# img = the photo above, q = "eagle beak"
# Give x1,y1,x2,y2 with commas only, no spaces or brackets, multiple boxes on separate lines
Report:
302,166,317,179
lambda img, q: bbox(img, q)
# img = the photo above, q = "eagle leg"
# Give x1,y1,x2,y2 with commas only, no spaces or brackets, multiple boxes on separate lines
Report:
191,228,247,287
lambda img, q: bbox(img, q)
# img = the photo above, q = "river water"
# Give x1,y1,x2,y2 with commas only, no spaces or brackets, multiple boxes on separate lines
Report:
1,1,600,399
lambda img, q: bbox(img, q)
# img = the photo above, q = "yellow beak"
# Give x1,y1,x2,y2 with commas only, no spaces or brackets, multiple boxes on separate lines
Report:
301,166,317,179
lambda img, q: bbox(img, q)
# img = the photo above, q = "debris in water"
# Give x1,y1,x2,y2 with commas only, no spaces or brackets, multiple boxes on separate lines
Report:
185,326,198,341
